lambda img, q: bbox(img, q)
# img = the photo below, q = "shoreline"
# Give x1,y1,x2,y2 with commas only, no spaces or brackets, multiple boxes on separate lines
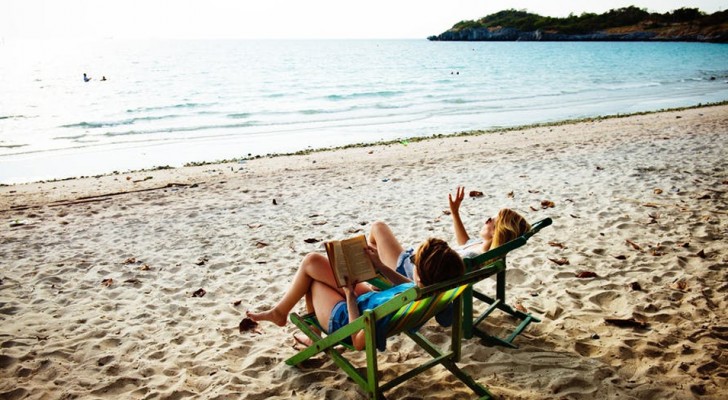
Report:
1,102,726,399
2,100,727,191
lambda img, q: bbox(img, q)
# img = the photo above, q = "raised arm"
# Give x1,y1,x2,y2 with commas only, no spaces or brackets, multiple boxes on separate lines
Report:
448,186,470,246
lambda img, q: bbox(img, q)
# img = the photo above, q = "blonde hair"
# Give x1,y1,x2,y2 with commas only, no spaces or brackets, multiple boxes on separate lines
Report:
491,208,531,249
413,238,464,286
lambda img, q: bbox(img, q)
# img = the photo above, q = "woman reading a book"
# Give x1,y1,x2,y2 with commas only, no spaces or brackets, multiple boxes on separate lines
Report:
369,186,531,281
247,238,464,351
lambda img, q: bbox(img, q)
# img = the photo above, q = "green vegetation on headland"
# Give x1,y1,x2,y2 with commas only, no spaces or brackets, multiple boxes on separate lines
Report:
428,6,728,42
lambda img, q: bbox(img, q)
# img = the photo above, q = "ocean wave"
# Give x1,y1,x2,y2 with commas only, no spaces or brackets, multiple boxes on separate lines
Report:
101,105,432,138
443,98,475,104
0,143,29,149
326,90,404,101
102,121,260,137
52,134,89,141
60,114,183,129
227,113,251,119
125,102,217,113
0,115,28,120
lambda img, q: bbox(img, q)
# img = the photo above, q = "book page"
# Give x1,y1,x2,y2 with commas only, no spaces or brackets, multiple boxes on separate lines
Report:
340,235,376,283
325,241,348,287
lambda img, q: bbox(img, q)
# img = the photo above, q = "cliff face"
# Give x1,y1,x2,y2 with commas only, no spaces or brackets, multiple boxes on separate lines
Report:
428,24,728,43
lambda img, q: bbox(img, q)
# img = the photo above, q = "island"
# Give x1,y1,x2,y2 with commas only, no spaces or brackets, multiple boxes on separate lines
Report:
428,7,728,43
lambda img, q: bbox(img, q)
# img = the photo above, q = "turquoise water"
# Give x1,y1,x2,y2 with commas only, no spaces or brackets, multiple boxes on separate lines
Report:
1,39,727,183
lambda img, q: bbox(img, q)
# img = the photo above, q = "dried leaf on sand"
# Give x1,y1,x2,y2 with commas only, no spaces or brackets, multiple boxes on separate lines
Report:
671,279,689,291
625,239,642,251
239,317,259,333
548,257,570,266
192,288,206,297
304,238,320,244
548,241,566,249
605,317,648,329
469,191,484,197
629,282,643,291
101,278,113,287
575,270,597,278
541,200,555,209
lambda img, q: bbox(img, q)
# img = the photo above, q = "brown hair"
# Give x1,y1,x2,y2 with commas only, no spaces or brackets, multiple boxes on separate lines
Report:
413,238,465,286
491,208,531,249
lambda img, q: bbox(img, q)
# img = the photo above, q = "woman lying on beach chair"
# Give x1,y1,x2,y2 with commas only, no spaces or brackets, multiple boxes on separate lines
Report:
446,186,547,346
369,186,531,283
247,237,464,350
448,186,531,257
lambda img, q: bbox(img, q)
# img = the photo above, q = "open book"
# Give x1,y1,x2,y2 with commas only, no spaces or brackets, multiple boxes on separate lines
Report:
324,235,377,287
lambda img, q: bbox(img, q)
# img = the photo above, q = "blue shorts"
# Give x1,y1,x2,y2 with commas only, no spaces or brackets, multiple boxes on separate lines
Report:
396,248,416,280
328,301,349,334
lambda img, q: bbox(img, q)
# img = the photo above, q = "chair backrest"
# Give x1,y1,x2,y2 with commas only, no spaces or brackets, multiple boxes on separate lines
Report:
376,218,553,339
464,217,552,270
380,256,510,337
385,284,467,337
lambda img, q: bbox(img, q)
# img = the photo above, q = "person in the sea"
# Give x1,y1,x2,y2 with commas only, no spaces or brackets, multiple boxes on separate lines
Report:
247,237,464,351
83,73,91,82
101,76,107,81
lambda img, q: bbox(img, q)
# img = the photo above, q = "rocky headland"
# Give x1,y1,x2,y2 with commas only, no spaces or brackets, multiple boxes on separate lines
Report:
428,7,728,43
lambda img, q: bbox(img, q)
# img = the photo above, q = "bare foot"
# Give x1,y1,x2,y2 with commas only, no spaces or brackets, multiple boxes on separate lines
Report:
246,309,287,327
293,333,314,347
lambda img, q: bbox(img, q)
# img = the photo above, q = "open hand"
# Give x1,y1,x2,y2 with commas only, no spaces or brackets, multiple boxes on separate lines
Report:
448,186,465,214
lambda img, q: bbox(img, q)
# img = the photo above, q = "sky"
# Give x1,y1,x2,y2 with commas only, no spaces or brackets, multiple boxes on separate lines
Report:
2,0,726,40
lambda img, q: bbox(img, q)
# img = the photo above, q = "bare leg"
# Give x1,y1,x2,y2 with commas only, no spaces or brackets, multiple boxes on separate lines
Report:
308,281,346,332
294,281,345,347
369,221,405,270
247,252,338,326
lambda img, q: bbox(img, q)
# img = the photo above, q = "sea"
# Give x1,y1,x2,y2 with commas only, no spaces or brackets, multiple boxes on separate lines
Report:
1,39,727,184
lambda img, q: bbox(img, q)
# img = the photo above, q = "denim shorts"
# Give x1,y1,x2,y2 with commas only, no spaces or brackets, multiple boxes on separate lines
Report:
395,248,416,280
328,300,349,334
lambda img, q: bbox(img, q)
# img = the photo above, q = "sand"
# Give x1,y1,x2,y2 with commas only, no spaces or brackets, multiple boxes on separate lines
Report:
1,104,727,399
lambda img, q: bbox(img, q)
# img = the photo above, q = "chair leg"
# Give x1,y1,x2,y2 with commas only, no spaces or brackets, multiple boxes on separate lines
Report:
469,289,540,348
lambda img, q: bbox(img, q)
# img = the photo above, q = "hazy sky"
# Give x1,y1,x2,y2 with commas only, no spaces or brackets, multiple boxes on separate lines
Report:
2,0,726,40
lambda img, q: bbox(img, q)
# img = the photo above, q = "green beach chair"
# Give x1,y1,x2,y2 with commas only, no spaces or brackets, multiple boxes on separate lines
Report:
286,262,511,399
461,217,552,347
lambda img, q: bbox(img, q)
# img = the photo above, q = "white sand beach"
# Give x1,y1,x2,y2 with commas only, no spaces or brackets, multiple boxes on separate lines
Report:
1,104,727,399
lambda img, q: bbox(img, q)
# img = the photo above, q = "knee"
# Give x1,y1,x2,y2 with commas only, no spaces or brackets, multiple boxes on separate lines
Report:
370,221,388,236
302,252,328,266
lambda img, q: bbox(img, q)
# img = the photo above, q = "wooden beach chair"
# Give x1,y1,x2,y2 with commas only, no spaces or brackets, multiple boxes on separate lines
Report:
286,263,510,399
461,217,552,347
